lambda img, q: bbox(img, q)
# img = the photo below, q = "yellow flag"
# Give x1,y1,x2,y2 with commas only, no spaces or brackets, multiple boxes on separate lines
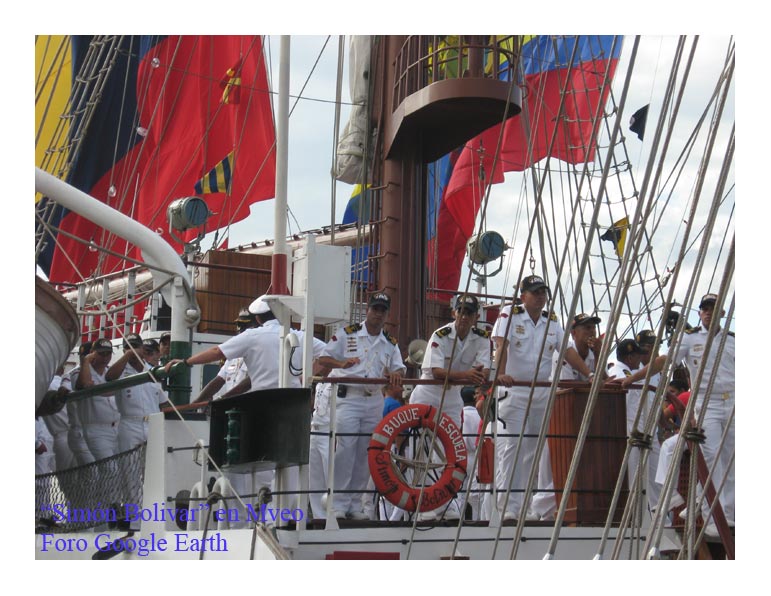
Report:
600,217,629,258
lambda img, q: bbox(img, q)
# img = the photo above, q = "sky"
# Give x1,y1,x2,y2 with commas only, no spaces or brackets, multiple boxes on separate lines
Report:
20,0,766,581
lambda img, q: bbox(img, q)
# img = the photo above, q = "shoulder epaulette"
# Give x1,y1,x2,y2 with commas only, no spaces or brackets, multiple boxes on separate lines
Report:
542,311,558,322
684,326,701,335
344,323,362,334
472,327,491,338
436,326,452,338
383,330,399,345
511,305,525,315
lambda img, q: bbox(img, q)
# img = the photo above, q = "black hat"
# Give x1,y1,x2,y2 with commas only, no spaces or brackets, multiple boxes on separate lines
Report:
93,338,113,353
519,275,549,293
368,292,391,309
235,308,257,326
159,332,171,344
699,293,718,309
616,338,644,361
122,333,143,349
454,294,479,313
573,313,601,328
142,338,160,351
635,329,657,346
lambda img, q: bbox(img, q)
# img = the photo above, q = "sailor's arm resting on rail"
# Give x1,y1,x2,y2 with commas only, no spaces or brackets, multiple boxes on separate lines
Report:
620,354,667,389
164,346,226,373
191,375,225,404
432,364,488,386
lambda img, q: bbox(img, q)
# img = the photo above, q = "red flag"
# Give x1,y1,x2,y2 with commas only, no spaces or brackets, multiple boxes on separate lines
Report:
135,36,276,239
49,36,276,286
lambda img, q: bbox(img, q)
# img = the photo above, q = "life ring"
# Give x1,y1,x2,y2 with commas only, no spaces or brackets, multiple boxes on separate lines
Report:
368,404,467,513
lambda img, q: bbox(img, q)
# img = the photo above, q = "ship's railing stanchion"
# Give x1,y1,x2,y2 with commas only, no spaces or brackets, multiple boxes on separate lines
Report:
324,382,340,530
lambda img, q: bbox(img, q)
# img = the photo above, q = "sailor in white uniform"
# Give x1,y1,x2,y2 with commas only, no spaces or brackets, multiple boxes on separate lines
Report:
634,329,664,511
608,338,651,506
623,293,735,531
107,334,169,452
411,294,490,427
42,370,75,471
551,313,602,382
318,292,406,520
66,343,94,466
191,309,257,405
76,338,120,460
490,275,593,522
166,296,325,524
410,293,490,520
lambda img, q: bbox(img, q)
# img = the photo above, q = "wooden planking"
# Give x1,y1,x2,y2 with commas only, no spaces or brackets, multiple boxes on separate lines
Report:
548,387,628,524
194,250,272,335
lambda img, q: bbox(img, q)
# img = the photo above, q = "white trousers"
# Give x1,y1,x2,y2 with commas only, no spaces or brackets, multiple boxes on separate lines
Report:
82,423,118,460
697,395,735,523
409,392,462,430
530,444,557,518
495,392,549,519
36,450,54,475
625,395,661,513
655,434,679,486
117,418,148,452
308,423,330,519
51,430,74,471
68,427,95,466
332,394,382,514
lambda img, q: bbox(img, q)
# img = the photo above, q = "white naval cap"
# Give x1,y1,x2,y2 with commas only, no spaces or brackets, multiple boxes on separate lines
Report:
248,294,271,315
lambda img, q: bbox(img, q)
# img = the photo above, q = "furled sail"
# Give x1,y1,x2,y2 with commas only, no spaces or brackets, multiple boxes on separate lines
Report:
333,36,371,185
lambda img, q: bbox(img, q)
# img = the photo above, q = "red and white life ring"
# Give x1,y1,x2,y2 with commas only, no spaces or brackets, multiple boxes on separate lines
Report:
368,404,467,513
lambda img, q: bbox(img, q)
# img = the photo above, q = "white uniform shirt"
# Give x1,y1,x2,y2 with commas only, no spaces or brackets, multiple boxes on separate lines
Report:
219,319,325,390
77,365,120,425
322,323,406,395
608,361,634,382
43,409,69,436
410,322,491,406
492,305,565,397
608,360,642,422
214,358,249,398
550,338,595,381
115,361,167,418
670,326,735,397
